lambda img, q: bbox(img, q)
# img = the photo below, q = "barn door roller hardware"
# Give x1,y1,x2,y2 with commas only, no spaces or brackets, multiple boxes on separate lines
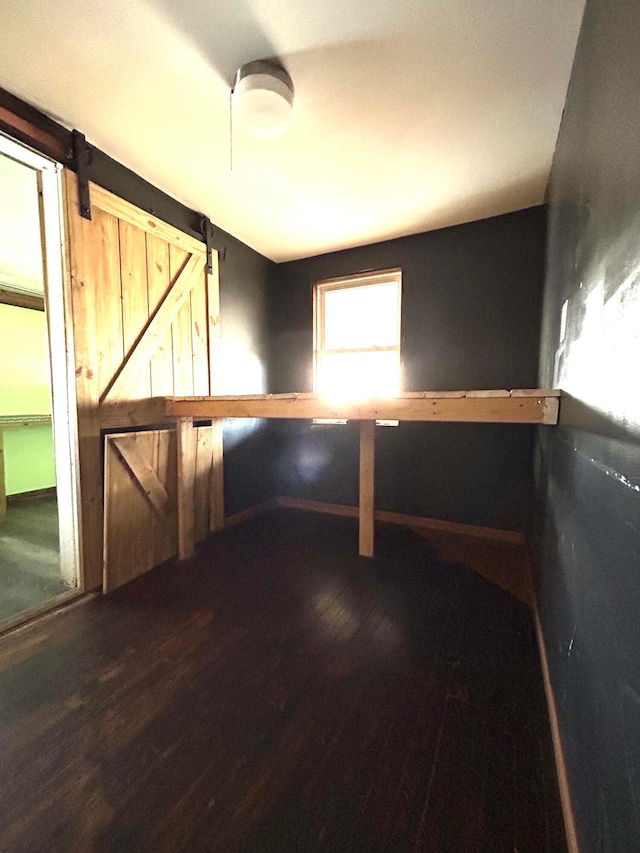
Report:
199,216,216,273
70,129,93,220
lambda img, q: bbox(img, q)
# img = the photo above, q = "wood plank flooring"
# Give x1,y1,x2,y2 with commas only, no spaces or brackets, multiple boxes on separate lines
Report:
0,509,565,852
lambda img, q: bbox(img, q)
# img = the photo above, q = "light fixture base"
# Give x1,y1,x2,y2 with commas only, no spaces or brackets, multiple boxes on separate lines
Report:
232,60,295,137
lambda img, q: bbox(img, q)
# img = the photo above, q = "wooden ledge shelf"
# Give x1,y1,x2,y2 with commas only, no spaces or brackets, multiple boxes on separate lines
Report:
165,390,560,561
165,389,560,425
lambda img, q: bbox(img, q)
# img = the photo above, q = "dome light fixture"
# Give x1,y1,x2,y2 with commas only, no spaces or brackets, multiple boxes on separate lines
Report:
231,60,295,137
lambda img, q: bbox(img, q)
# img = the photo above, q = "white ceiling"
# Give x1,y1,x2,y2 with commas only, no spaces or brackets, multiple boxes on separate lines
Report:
0,0,585,262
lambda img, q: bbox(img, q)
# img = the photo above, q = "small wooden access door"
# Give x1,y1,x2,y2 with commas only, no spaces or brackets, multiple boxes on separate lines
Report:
103,425,218,591
64,173,223,591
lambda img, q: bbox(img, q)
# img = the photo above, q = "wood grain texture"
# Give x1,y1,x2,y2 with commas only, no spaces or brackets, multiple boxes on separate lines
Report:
534,599,580,853
103,434,137,592
359,420,375,557
103,430,179,592
206,254,221,394
111,434,170,520
176,417,196,560
89,182,206,256
190,274,209,395
98,398,170,430
93,211,124,400
65,172,117,588
511,388,561,397
275,496,525,544
543,397,561,424
0,288,45,312
151,429,178,569
170,246,194,397
194,426,213,543
0,102,68,162
64,170,220,590
118,219,151,400
165,394,558,423
146,233,174,397
104,425,215,591
102,253,201,403
466,389,510,397
209,418,224,533
0,509,567,852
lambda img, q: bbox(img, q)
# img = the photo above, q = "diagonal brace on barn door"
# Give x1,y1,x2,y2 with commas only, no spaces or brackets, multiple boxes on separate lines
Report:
100,253,202,404
109,435,170,520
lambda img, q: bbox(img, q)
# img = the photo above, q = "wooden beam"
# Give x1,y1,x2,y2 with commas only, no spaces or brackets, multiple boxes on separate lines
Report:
101,253,202,403
209,418,224,532
533,601,579,853
511,388,561,397
276,496,525,544
359,420,375,557
98,397,171,430
110,435,170,520
0,98,69,163
543,397,560,425
223,498,279,529
466,389,510,397
90,183,206,257
176,417,196,560
206,252,222,395
0,288,45,312
165,394,558,424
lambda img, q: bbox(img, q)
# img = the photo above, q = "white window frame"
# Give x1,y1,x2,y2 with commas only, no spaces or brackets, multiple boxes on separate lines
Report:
313,268,402,423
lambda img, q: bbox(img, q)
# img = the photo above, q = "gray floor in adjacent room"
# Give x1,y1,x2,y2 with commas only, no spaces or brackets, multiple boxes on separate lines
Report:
0,497,67,624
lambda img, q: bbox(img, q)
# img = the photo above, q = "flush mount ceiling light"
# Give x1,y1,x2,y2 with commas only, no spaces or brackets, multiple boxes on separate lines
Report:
231,60,295,137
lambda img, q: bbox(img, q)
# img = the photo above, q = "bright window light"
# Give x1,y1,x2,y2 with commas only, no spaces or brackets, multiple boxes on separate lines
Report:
313,269,402,410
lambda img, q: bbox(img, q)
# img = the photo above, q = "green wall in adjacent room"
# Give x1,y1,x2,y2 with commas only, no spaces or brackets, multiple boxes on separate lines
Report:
2,424,56,495
0,302,51,415
0,302,55,495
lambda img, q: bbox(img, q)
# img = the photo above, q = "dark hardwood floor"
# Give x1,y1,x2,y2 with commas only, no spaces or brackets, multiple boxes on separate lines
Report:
0,509,565,852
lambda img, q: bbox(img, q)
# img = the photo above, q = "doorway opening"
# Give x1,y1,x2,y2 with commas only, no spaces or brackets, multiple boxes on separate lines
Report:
0,132,81,629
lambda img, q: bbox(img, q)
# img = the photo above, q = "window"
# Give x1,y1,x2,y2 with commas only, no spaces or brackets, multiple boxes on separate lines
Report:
313,268,402,405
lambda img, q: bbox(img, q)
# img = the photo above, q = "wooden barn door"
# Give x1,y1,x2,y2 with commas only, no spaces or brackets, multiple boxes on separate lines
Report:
64,173,222,591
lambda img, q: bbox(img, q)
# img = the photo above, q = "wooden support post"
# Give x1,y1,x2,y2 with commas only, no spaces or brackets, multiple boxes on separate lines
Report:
0,428,6,519
359,420,375,557
176,417,196,560
209,418,224,532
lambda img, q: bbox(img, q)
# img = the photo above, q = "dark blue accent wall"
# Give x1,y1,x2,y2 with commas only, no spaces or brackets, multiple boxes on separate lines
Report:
268,208,546,531
217,233,275,515
534,0,640,847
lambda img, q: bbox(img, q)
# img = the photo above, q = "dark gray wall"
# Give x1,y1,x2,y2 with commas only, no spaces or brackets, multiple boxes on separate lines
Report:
534,0,640,848
268,208,546,530
218,234,276,515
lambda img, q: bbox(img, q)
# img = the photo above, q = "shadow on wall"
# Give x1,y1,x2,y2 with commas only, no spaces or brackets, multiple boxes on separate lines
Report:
223,423,275,517
271,419,537,531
